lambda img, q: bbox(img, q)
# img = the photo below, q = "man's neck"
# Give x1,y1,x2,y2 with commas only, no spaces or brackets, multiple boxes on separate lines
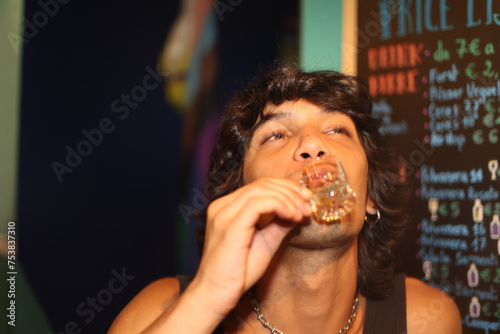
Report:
244,239,361,333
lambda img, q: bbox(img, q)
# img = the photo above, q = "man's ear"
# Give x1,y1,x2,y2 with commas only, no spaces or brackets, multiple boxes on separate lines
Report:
366,197,378,215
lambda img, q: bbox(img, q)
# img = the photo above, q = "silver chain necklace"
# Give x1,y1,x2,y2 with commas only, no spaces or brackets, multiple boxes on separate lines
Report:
249,290,359,334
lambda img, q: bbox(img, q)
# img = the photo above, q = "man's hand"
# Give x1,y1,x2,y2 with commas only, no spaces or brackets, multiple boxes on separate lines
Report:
189,177,312,318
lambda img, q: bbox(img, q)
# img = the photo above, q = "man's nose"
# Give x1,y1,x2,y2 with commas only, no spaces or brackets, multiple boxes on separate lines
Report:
293,127,329,161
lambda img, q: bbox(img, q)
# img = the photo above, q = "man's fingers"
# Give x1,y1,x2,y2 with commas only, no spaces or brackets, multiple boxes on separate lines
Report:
261,177,312,201
209,178,312,226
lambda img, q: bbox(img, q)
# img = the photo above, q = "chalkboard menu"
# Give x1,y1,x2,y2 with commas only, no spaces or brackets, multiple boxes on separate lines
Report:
357,1,500,333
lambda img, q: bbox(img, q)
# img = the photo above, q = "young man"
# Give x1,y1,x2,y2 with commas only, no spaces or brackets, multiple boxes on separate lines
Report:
108,67,462,333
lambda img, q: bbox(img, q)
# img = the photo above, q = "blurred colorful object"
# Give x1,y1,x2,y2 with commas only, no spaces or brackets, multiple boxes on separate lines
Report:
160,0,220,275
159,0,218,114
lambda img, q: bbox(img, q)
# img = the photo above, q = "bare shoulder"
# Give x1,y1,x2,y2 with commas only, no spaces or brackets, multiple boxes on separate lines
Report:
108,277,180,333
405,277,462,334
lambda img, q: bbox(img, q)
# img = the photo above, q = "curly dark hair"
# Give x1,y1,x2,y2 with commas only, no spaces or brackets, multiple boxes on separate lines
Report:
201,66,409,299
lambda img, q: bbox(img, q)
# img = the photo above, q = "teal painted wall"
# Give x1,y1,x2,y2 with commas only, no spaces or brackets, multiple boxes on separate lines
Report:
300,0,343,71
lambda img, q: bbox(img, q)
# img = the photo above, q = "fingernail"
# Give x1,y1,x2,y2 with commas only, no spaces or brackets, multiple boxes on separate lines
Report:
301,186,312,198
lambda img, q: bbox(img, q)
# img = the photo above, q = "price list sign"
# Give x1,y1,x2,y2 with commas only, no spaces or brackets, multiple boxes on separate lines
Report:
357,1,500,333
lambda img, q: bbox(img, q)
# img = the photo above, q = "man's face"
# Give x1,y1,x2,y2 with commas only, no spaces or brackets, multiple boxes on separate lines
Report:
243,99,374,248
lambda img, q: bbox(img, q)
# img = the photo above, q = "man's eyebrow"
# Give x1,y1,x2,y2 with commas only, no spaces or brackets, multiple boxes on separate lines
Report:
253,111,299,132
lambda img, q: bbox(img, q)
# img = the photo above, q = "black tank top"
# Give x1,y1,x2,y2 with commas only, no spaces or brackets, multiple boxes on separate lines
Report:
176,274,407,334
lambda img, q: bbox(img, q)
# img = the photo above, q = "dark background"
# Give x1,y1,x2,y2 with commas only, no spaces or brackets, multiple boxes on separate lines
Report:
18,0,298,332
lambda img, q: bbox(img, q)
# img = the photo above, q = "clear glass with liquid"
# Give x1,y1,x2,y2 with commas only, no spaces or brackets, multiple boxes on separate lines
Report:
300,159,357,223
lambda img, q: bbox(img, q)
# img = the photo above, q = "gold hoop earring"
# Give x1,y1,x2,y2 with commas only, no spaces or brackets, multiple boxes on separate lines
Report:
365,210,380,224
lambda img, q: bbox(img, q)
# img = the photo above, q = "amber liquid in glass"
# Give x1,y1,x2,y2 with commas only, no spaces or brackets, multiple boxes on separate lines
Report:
301,160,357,223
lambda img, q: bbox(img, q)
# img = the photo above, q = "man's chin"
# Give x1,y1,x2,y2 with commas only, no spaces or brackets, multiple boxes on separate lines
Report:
283,219,355,250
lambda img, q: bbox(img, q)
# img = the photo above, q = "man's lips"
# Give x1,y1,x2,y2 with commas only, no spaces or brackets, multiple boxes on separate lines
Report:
301,161,341,190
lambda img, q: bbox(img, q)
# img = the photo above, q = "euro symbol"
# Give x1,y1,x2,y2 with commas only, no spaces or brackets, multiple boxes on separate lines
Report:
465,63,478,80
484,203,493,216
480,268,491,282
470,38,481,56
438,203,448,217
473,129,484,145
485,97,496,112
482,303,492,317
483,112,494,128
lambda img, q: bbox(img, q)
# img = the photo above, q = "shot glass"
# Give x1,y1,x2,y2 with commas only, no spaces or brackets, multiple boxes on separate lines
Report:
300,159,357,223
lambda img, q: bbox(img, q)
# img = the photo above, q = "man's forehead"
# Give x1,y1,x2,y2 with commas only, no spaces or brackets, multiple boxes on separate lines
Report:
257,102,305,127
261,101,349,119
262,101,328,115
261,102,279,116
